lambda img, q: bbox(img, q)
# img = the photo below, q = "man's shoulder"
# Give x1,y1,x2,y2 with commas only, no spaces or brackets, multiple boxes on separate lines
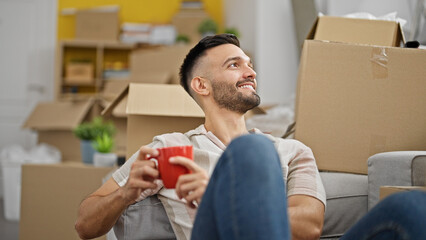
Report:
274,137,308,148
152,125,205,147
153,132,191,146
254,130,310,151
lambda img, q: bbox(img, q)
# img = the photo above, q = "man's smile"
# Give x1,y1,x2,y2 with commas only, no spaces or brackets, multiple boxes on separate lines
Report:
238,84,255,91
236,80,256,92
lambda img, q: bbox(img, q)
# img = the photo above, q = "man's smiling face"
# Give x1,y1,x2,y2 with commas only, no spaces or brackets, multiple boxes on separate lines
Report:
201,44,260,114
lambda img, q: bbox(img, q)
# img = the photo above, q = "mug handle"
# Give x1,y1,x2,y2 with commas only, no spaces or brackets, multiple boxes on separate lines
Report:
150,158,158,168
147,153,160,177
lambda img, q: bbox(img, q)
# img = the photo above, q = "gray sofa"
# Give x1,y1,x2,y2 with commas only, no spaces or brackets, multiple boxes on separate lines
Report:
320,151,426,239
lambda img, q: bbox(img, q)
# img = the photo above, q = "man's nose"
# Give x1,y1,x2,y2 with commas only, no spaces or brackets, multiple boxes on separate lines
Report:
243,65,256,79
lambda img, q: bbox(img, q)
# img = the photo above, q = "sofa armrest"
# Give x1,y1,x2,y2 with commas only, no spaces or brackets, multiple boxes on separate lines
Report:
367,151,426,210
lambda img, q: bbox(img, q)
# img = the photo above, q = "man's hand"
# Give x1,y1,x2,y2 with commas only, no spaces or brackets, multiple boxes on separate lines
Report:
76,145,161,239
120,146,160,204
171,156,209,209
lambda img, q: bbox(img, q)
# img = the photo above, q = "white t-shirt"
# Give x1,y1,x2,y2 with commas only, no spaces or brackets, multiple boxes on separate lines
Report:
112,125,326,240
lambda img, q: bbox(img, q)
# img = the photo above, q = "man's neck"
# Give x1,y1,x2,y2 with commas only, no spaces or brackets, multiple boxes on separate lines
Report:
204,108,248,146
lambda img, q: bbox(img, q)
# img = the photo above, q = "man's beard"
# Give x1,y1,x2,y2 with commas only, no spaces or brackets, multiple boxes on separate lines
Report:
211,79,261,114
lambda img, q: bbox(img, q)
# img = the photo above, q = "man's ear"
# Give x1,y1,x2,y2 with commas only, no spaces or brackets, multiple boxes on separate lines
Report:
190,77,210,96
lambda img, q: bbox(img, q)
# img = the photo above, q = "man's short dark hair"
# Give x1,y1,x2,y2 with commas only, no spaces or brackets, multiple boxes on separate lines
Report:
179,34,240,95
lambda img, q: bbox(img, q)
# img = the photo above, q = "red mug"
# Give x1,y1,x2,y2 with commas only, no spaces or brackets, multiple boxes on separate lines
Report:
149,145,193,189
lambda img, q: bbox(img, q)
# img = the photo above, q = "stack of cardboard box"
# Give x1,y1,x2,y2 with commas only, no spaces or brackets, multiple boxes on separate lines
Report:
19,98,114,239
292,17,426,231
19,85,202,239
62,6,121,91
20,81,202,240
27,42,193,160
294,16,426,175
103,83,205,159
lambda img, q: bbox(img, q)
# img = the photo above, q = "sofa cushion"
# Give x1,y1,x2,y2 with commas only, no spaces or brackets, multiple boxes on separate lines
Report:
320,172,368,238
368,151,426,210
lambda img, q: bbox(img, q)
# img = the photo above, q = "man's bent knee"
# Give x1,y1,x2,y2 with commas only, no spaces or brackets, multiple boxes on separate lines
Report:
225,134,281,172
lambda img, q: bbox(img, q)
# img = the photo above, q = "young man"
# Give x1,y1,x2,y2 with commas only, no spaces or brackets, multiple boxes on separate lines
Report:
75,34,327,240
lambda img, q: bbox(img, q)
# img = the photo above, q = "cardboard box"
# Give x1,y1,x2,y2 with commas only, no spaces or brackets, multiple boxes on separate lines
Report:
65,62,94,85
22,99,97,162
101,80,129,99
294,40,426,174
19,163,113,240
380,186,426,200
307,16,405,47
172,7,209,43
130,45,191,84
100,81,129,157
103,83,205,158
75,9,119,41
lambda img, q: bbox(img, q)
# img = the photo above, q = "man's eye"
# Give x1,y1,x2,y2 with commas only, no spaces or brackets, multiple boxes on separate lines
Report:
229,63,238,68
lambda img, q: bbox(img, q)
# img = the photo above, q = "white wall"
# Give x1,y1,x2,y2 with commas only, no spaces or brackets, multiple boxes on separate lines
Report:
0,0,56,198
0,0,56,150
256,0,298,105
223,0,257,58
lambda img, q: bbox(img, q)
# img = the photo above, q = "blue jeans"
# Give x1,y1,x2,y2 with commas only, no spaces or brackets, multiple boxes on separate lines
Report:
191,134,426,240
191,134,290,240
341,190,426,240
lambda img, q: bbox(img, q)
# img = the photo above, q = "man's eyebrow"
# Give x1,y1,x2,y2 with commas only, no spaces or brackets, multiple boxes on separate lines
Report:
222,56,253,67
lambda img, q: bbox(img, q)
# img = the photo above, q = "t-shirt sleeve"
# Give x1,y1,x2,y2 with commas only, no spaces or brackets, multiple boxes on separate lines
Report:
285,140,327,207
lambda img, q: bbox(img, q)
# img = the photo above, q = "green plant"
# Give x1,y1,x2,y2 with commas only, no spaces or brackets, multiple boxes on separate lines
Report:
73,117,115,141
91,117,115,139
73,122,94,140
224,27,240,38
198,19,218,35
176,34,190,44
92,132,114,153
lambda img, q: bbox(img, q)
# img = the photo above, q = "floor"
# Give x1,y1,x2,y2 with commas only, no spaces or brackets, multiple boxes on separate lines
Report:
0,198,19,240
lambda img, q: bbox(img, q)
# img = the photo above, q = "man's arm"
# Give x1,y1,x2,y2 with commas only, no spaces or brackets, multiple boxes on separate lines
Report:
288,195,325,240
75,146,160,239
75,179,131,239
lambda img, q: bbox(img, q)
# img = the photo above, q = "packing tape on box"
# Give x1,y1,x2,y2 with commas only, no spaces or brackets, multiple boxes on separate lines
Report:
370,47,389,79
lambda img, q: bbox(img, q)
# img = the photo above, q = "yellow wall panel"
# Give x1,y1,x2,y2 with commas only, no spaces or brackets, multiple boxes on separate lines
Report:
203,0,223,30
120,0,180,23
